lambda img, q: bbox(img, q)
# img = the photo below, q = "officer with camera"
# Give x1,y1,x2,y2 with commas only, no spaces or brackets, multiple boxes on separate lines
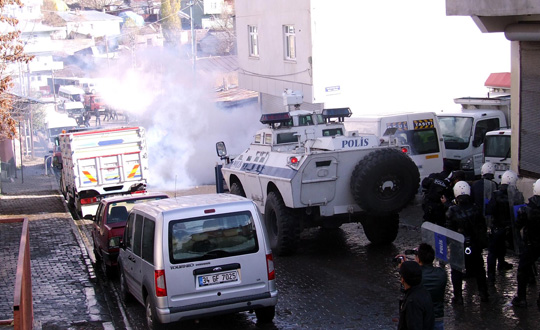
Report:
445,181,489,304
421,161,454,226
511,179,540,308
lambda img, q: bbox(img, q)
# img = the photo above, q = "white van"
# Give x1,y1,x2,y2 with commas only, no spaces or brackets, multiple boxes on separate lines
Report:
58,85,85,102
118,194,278,329
344,112,445,180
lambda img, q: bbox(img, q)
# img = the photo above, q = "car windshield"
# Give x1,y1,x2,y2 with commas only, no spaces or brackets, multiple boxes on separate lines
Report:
169,211,259,263
107,196,167,224
484,135,511,158
438,116,473,150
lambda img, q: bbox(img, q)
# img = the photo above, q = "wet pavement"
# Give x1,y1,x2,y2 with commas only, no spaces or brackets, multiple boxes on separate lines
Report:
2,134,540,329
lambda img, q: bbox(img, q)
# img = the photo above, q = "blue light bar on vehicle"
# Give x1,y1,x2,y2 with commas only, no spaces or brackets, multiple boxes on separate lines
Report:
260,112,292,125
322,108,352,119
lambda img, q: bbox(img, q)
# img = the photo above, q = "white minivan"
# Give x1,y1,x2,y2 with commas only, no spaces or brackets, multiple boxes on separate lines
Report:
118,194,278,329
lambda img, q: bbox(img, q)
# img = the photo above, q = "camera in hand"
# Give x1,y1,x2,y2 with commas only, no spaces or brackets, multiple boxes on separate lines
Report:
392,249,417,264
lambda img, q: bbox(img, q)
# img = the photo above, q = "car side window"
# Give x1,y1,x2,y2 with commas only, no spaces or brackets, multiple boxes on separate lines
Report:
142,218,155,264
133,214,144,257
124,212,135,250
95,203,104,226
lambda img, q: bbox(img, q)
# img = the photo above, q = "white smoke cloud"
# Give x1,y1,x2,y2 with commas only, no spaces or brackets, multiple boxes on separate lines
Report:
93,48,262,190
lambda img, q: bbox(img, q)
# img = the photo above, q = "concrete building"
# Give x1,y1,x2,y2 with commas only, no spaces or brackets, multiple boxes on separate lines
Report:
52,10,123,39
236,0,347,113
446,1,540,195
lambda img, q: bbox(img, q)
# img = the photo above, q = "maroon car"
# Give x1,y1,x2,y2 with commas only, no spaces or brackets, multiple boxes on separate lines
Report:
91,192,169,274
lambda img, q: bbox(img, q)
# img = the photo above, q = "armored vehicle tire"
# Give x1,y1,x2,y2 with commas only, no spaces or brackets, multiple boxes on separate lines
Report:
264,192,299,256
361,213,399,245
350,148,419,217
229,182,246,197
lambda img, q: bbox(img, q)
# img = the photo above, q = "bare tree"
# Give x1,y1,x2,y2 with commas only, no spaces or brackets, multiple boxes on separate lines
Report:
0,0,34,140
79,0,124,11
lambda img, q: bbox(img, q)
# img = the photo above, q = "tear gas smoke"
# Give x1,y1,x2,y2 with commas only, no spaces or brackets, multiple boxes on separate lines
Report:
94,48,262,190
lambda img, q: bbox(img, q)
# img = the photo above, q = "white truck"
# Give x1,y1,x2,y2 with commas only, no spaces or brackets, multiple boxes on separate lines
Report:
436,95,510,179
483,128,511,183
216,106,420,256
344,112,445,181
58,127,149,218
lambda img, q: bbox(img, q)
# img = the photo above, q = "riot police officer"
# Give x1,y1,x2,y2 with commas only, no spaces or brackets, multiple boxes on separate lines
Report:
486,170,524,282
471,162,498,219
446,181,489,304
511,179,540,308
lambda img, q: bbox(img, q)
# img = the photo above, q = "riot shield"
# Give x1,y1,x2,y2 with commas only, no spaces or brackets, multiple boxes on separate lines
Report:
421,221,466,272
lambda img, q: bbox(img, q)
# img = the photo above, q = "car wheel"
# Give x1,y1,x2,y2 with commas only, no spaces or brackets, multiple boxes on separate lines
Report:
350,148,419,216
361,213,399,245
264,191,299,256
119,269,133,304
255,306,275,323
145,295,166,330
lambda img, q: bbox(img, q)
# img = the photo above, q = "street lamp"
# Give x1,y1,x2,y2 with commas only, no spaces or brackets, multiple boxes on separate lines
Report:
178,2,196,73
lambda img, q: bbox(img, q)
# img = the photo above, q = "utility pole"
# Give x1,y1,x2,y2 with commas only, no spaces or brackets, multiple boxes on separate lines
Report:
27,63,34,158
190,0,196,74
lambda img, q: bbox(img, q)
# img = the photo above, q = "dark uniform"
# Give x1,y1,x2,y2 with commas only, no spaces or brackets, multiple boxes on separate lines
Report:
512,194,540,307
485,184,524,279
446,190,489,304
421,172,450,226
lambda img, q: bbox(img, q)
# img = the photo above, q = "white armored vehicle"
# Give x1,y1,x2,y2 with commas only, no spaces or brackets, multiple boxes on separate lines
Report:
216,107,420,256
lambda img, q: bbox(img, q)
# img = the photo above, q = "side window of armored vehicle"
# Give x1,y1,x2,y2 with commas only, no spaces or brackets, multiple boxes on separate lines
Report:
322,128,343,137
254,134,262,144
264,134,272,144
133,214,144,257
169,211,258,263
277,132,298,144
299,115,314,126
125,213,135,249
410,129,439,155
141,218,155,264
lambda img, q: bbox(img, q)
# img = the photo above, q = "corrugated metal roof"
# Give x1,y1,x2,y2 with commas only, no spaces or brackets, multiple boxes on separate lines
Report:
56,10,123,23
485,72,511,88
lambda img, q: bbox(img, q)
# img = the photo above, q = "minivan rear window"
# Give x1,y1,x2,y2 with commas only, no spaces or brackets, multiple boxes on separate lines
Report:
168,211,259,264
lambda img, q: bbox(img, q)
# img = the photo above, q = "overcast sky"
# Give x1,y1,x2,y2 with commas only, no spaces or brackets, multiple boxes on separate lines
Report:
321,1,511,115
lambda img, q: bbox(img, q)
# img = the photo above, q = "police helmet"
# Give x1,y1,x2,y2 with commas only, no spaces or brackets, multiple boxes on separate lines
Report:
453,181,471,197
501,170,518,185
481,162,495,176
533,179,540,196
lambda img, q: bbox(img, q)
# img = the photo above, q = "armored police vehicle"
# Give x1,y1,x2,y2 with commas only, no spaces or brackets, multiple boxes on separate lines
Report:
216,107,420,256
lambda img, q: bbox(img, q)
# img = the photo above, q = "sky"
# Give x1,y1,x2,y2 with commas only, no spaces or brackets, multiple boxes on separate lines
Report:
92,1,512,188
320,1,511,114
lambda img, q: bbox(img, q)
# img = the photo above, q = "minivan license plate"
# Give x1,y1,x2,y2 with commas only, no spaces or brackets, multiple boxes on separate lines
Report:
197,270,238,287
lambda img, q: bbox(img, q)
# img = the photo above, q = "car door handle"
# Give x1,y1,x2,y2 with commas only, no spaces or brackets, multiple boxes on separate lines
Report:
128,255,136,263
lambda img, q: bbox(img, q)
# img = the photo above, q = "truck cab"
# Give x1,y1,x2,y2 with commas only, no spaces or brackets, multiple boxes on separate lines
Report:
344,112,445,180
436,96,510,179
484,128,511,183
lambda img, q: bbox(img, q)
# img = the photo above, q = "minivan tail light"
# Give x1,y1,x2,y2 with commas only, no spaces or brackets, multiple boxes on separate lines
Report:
155,270,167,297
266,254,275,281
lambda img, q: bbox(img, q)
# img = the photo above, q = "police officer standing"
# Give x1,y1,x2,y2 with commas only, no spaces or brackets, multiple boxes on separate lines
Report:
421,161,454,226
471,163,498,220
511,179,540,308
486,170,524,283
445,181,489,304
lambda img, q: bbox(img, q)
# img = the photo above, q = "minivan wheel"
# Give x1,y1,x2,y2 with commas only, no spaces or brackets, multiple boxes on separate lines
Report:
145,295,166,330
119,269,132,304
255,306,275,323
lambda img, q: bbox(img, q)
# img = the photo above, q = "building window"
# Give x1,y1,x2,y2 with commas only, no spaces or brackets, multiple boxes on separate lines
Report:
248,25,259,57
283,25,296,60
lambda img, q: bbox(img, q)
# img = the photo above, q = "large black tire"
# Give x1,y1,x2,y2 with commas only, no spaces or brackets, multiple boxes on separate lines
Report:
229,182,246,197
361,213,399,245
264,192,300,256
350,149,419,217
